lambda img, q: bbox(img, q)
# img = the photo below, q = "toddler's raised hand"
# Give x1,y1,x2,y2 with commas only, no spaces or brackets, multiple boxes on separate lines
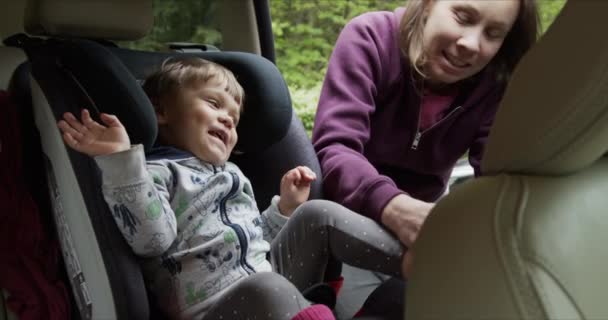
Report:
277,166,317,217
57,109,130,157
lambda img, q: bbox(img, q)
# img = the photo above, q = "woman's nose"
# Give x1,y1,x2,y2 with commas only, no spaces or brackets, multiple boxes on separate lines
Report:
456,30,481,57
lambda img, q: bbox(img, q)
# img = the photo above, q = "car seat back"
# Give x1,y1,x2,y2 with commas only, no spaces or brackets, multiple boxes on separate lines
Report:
406,2,608,319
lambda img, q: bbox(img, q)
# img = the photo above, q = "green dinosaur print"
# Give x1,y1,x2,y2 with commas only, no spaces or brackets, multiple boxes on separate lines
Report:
152,174,162,185
146,199,162,220
192,220,205,234
175,197,189,219
223,229,237,243
185,282,207,306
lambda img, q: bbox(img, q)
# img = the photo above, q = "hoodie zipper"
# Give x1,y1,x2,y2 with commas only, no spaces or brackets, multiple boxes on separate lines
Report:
219,171,256,274
411,105,463,150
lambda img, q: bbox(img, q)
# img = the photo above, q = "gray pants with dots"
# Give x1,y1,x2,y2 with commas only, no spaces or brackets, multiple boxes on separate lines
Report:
202,200,404,320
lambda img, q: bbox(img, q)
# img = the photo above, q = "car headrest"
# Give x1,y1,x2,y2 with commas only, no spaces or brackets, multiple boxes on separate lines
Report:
109,46,294,154
482,1,608,176
24,0,152,40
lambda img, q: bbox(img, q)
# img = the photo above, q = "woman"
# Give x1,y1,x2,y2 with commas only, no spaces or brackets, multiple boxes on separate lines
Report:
313,0,539,270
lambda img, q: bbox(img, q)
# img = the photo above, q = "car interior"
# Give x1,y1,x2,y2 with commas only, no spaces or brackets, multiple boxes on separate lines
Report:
1,0,607,320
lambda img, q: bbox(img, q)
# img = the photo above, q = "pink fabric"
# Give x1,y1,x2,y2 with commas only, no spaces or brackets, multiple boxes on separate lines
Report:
327,276,344,296
0,91,70,320
418,88,459,131
291,304,335,320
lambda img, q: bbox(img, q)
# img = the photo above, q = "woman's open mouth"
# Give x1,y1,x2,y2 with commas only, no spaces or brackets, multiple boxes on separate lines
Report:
442,51,470,69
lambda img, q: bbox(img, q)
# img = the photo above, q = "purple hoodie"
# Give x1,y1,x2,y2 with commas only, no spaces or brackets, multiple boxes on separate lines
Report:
312,8,505,222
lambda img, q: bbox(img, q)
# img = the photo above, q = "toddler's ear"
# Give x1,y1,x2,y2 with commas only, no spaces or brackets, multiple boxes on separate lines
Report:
156,111,168,125
152,99,168,125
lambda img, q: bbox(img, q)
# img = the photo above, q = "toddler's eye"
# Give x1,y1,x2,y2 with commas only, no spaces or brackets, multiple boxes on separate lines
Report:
206,98,219,108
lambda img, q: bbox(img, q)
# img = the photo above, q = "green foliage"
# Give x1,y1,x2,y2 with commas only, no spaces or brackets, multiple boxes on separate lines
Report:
271,0,404,90
538,0,568,33
291,83,324,136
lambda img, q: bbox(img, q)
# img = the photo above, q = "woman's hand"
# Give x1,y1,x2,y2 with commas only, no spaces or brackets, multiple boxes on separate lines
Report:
57,109,130,157
383,194,433,280
402,250,414,279
278,166,317,217
381,194,434,248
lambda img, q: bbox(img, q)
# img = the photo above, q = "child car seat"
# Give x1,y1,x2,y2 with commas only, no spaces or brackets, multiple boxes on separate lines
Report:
7,0,323,319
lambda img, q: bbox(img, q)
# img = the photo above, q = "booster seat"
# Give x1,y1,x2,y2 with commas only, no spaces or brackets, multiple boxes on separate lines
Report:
7,0,323,319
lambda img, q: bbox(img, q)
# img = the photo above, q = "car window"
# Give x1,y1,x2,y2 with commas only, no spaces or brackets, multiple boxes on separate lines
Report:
121,0,222,51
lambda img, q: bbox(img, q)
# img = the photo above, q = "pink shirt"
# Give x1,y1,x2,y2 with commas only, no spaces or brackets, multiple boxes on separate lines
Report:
419,88,459,131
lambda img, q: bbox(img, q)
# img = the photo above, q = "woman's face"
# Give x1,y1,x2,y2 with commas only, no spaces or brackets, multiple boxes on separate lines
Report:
421,0,520,84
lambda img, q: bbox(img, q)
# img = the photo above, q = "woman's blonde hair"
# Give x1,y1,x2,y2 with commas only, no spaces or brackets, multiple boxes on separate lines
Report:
398,0,540,83
143,57,245,111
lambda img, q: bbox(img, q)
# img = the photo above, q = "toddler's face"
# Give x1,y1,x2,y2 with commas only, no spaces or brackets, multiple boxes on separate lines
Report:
158,79,241,165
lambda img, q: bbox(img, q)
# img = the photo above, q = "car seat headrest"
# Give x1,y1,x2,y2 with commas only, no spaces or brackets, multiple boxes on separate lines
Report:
110,47,294,154
24,0,152,40
482,1,608,176
54,40,292,153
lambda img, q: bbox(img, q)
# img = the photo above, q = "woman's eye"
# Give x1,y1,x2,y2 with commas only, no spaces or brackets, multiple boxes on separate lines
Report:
454,10,473,25
454,10,472,24
486,28,506,40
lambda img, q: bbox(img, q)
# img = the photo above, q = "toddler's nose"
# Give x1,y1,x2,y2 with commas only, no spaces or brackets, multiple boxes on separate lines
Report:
219,114,234,128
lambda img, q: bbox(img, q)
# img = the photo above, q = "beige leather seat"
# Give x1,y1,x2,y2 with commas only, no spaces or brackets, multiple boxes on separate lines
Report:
406,1,608,319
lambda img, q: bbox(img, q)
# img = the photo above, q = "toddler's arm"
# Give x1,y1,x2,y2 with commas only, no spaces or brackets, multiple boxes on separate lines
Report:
57,110,177,257
256,166,316,242
57,109,130,156
277,166,316,217
94,146,178,257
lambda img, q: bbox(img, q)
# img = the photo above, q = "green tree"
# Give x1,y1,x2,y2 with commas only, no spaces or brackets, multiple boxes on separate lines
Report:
271,0,404,90
539,0,568,33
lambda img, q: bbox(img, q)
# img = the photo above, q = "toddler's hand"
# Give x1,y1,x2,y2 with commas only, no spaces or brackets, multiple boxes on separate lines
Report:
278,166,317,217
57,109,130,157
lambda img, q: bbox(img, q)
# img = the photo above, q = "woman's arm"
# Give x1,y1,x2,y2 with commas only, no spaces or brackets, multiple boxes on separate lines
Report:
312,12,403,222
468,87,505,176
